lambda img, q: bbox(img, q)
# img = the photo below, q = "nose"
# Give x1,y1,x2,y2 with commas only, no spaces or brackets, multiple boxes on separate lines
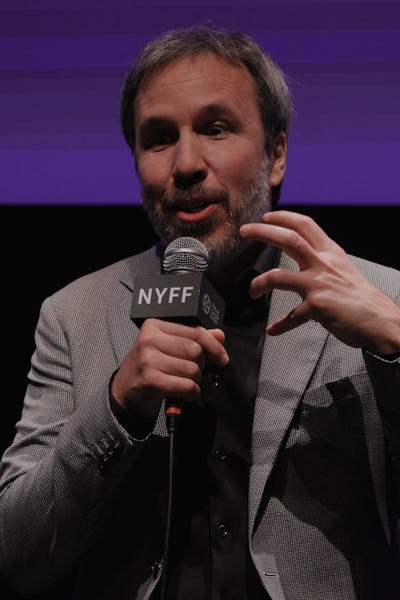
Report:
172,131,207,189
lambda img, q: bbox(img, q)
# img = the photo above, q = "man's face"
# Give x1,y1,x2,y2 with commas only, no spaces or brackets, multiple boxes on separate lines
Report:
134,52,286,262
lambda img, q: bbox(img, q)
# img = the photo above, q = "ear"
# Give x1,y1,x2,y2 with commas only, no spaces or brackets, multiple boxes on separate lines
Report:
268,132,287,187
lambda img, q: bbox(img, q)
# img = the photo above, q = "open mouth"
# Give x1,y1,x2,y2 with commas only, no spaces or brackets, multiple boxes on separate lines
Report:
174,200,218,223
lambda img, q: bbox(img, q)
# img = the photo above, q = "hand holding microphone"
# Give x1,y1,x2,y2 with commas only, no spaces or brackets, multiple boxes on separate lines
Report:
111,238,228,427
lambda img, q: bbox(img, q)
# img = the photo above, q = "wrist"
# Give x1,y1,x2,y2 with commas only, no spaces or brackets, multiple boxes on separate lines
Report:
109,375,157,437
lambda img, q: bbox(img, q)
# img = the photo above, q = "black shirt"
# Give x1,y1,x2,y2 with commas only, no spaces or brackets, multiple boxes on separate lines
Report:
159,246,279,599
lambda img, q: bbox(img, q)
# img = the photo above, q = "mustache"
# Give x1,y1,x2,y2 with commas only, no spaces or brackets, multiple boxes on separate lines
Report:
158,184,230,209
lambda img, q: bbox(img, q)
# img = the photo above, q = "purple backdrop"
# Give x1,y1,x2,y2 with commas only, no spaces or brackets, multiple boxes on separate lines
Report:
1,0,399,206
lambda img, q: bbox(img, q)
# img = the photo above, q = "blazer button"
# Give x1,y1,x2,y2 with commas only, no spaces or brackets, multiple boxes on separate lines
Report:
99,439,123,471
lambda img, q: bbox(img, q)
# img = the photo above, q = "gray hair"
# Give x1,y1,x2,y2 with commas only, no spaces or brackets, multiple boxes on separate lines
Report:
120,24,292,205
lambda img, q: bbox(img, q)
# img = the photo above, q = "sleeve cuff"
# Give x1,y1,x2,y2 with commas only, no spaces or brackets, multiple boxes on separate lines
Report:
365,350,400,364
108,371,157,439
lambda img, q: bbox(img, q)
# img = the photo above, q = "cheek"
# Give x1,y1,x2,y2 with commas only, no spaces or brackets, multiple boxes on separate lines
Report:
136,154,168,188
219,150,264,189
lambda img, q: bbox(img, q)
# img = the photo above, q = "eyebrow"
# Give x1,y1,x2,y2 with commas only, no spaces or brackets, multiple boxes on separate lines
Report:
198,103,238,121
202,103,234,115
138,103,237,133
139,117,169,131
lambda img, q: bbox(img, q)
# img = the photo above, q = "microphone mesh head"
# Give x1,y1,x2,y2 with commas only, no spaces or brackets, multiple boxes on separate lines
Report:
162,237,209,274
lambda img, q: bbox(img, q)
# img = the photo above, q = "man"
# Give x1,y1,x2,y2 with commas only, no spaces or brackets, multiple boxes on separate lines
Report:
0,24,399,600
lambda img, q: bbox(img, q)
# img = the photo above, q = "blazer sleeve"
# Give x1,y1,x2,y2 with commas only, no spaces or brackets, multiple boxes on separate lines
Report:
0,294,152,594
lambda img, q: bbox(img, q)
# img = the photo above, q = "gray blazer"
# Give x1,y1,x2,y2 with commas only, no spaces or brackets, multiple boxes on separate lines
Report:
0,244,399,599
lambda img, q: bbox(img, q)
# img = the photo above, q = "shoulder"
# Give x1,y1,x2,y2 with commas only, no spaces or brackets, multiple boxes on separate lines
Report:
44,243,163,310
349,254,400,298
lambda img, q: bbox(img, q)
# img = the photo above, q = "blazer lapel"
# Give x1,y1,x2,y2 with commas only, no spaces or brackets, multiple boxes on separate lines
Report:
248,252,330,533
106,245,163,366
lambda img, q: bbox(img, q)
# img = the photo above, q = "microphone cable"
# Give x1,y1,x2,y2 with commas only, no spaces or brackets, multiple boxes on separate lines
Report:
159,399,182,600
159,237,209,598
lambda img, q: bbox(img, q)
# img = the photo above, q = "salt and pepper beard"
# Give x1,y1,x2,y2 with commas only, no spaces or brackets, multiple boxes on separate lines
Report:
141,154,272,265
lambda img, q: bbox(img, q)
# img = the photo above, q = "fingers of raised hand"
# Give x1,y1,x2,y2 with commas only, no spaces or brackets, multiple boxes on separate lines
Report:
266,304,312,336
249,269,306,300
240,211,344,270
262,210,340,252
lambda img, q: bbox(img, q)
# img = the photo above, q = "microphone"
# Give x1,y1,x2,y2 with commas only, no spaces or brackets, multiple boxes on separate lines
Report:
130,237,225,329
162,236,209,274
130,237,226,431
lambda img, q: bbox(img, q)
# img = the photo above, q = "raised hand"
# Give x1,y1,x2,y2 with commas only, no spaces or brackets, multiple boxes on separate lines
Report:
240,210,400,353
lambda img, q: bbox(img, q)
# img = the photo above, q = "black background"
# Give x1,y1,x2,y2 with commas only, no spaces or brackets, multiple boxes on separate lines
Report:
0,203,399,598
2,203,399,455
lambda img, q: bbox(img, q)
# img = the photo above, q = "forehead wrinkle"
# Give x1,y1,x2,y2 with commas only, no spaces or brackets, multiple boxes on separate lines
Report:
141,103,235,125
137,54,255,106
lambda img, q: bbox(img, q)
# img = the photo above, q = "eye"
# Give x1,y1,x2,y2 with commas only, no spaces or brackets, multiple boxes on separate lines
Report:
145,133,172,150
205,122,228,138
141,124,177,150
